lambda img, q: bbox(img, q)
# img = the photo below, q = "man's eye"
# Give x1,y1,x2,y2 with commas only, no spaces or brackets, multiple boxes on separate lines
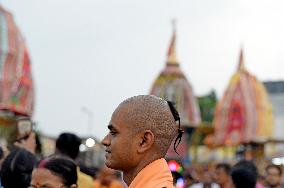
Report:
41,186,50,188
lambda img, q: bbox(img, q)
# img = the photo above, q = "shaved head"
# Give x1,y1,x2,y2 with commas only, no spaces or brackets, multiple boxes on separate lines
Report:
113,95,177,155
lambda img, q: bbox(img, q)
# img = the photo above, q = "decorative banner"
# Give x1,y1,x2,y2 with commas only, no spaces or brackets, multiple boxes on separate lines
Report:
0,6,34,117
213,49,274,146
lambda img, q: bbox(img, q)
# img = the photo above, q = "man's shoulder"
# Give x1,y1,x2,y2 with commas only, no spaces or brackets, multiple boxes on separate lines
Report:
152,180,174,188
129,158,174,188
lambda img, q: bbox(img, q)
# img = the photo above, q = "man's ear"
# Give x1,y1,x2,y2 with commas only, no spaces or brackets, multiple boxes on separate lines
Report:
137,130,154,154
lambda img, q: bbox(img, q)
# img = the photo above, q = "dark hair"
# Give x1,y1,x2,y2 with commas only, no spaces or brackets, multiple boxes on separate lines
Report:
216,163,231,175
0,148,37,188
56,132,81,159
266,164,282,176
37,156,78,186
0,147,3,160
231,160,257,188
167,101,183,155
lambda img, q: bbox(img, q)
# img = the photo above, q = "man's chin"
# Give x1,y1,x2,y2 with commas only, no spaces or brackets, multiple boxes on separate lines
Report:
105,161,119,170
105,160,111,167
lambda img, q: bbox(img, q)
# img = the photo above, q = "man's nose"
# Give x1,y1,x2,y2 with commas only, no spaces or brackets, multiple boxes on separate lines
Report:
101,134,110,146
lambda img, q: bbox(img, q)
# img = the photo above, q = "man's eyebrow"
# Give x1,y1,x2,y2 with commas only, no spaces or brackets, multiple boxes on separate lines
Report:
38,183,52,187
108,124,115,130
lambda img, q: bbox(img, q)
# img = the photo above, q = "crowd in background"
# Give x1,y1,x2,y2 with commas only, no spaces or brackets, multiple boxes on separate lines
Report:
0,130,284,188
178,161,284,188
0,131,125,188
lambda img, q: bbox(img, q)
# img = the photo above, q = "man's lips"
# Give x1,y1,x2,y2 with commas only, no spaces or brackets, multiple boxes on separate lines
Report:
105,150,111,158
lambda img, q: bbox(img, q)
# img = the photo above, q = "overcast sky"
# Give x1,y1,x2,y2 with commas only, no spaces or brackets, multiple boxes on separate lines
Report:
1,0,284,140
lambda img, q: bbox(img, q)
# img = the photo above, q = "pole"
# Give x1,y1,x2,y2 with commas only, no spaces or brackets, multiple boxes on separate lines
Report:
81,107,93,136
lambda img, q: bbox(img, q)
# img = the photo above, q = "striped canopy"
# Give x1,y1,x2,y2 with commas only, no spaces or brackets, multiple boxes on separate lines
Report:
150,27,201,127
0,6,34,117
213,49,273,145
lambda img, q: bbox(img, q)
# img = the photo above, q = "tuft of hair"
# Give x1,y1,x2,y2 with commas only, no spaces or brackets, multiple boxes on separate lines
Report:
117,95,177,156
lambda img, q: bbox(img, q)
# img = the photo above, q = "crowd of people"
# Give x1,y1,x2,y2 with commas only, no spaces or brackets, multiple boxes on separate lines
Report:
183,161,284,188
0,131,126,188
0,95,283,188
0,130,124,188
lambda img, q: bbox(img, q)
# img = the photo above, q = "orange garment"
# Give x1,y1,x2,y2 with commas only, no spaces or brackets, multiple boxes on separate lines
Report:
129,158,174,188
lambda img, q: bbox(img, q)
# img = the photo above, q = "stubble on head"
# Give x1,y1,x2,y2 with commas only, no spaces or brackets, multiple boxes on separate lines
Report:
117,95,178,157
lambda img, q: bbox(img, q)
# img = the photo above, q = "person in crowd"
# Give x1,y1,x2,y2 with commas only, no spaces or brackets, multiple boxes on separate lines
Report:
257,175,266,188
14,118,37,154
94,165,125,188
55,132,94,188
102,95,183,188
0,148,37,188
231,160,258,188
77,162,98,178
190,171,220,188
214,163,232,188
30,156,77,188
265,164,284,188
184,172,195,188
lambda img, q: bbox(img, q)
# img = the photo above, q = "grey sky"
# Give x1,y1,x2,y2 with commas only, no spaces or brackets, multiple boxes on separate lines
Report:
1,0,284,140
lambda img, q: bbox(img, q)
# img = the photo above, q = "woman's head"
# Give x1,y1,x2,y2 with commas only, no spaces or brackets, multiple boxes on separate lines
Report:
0,148,37,188
30,156,78,188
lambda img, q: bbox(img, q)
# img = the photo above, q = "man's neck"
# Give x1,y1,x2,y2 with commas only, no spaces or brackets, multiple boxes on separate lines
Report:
122,155,162,186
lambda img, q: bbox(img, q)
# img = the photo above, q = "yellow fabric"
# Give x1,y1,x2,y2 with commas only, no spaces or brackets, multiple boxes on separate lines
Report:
77,168,94,188
129,158,174,188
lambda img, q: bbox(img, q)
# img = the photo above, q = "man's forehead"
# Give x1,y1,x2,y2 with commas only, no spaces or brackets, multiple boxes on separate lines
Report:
109,107,130,129
112,104,132,118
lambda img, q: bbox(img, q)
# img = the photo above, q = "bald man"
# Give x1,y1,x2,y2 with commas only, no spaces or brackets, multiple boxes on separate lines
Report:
102,95,180,188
